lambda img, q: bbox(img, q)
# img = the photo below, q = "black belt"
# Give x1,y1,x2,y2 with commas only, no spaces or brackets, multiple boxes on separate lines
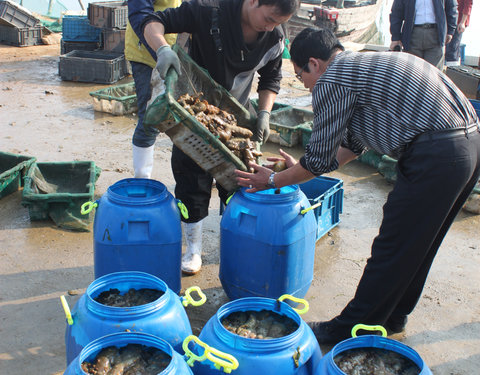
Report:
414,23,437,29
414,124,480,143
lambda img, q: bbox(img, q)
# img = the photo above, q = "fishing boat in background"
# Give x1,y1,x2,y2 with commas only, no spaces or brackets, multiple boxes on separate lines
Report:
286,0,384,43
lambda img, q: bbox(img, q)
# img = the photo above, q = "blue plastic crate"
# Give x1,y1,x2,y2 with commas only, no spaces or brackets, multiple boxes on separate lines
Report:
299,176,344,241
62,15,101,42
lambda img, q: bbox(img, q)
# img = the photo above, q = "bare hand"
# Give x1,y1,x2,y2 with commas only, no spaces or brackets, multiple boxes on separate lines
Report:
235,162,272,193
264,149,297,170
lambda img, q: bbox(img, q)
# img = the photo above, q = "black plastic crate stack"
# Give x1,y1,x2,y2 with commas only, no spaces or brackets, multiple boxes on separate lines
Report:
88,1,127,53
59,1,129,84
0,0,43,47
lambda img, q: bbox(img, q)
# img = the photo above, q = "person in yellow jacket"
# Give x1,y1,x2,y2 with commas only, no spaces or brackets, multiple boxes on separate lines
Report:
126,0,180,179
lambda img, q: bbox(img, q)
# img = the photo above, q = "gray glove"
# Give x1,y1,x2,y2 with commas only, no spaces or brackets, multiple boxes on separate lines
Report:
252,110,271,144
155,45,181,79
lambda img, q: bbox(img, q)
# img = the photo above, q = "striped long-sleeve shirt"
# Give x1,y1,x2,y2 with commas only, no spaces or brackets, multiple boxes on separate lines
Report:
300,51,479,176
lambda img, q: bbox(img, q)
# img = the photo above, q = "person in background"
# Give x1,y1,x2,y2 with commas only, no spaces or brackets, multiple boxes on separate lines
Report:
236,28,480,345
126,0,181,179
389,0,458,69
445,0,473,66
135,0,299,275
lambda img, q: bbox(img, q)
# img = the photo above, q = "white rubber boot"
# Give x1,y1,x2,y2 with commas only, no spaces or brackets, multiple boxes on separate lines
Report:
132,144,154,178
181,221,203,275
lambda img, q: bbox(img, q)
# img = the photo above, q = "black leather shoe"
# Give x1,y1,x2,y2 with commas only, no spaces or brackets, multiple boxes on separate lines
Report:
307,319,352,345
385,315,408,334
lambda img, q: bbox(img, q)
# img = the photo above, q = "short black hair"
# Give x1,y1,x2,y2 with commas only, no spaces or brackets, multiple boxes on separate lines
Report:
290,27,344,69
258,0,299,16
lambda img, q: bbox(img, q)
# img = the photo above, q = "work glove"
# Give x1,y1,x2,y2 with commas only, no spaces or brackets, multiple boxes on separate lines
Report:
146,69,165,108
252,110,271,144
155,45,181,79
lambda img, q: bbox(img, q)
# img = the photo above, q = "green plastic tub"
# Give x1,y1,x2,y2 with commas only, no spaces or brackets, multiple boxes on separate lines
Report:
249,98,290,114
90,82,137,115
21,161,101,231
269,107,314,147
0,151,36,199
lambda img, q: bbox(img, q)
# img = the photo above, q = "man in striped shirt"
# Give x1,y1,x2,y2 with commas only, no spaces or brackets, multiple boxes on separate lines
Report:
235,27,480,344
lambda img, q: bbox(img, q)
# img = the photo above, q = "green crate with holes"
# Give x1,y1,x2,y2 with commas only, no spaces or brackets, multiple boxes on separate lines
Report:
21,161,101,231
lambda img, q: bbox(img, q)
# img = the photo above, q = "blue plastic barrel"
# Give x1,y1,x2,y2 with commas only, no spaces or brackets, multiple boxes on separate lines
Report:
186,296,322,374
92,178,182,293
64,271,193,365
317,335,432,374
219,186,317,300
64,332,193,374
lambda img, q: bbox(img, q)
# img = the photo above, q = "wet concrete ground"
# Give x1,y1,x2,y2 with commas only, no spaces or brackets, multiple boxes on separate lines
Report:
0,44,479,374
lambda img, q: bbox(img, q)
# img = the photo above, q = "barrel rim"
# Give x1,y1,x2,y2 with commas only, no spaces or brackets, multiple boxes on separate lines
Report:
239,185,302,203
211,296,307,351
85,271,173,317
326,335,430,374
106,178,170,205
72,332,175,372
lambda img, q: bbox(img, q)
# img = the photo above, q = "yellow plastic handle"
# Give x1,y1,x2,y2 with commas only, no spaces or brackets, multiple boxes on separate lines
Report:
182,286,207,307
182,335,239,373
226,192,235,205
206,345,239,373
183,335,208,367
80,201,98,215
177,200,189,220
278,294,309,315
60,295,73,325
351,324,387,338
300,201,322,215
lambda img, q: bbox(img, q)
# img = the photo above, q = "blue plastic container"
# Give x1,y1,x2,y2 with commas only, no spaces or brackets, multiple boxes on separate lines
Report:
219,186,317,300
64,271,196,366
64,332,193,374
186,296,322,374
317,335,432,374
92,178,182,293
62,15,101,42
299,176,344,241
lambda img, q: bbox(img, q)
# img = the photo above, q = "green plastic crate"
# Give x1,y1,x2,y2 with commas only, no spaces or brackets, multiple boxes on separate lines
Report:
21,161,101,231
269,107,314,147
249,98,290,114
144,44,255,193
299,123,312,148
0,151,36,198
90,82,137,115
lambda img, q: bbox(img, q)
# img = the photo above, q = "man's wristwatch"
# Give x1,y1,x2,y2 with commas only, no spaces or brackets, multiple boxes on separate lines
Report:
267,172,276,189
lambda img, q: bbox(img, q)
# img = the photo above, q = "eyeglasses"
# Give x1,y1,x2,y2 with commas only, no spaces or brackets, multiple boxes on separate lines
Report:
295,63,308,82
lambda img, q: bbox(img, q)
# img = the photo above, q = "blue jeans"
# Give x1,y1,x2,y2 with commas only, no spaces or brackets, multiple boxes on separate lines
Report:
445,28,464,63
131,61,159,147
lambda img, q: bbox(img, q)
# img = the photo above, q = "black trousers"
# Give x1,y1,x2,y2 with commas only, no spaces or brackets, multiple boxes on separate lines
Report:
171,145,230,223
336,128,480,327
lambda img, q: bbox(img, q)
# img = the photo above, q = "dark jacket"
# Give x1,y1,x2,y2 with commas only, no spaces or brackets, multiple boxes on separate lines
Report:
390,0,458,50
135,0,284,107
